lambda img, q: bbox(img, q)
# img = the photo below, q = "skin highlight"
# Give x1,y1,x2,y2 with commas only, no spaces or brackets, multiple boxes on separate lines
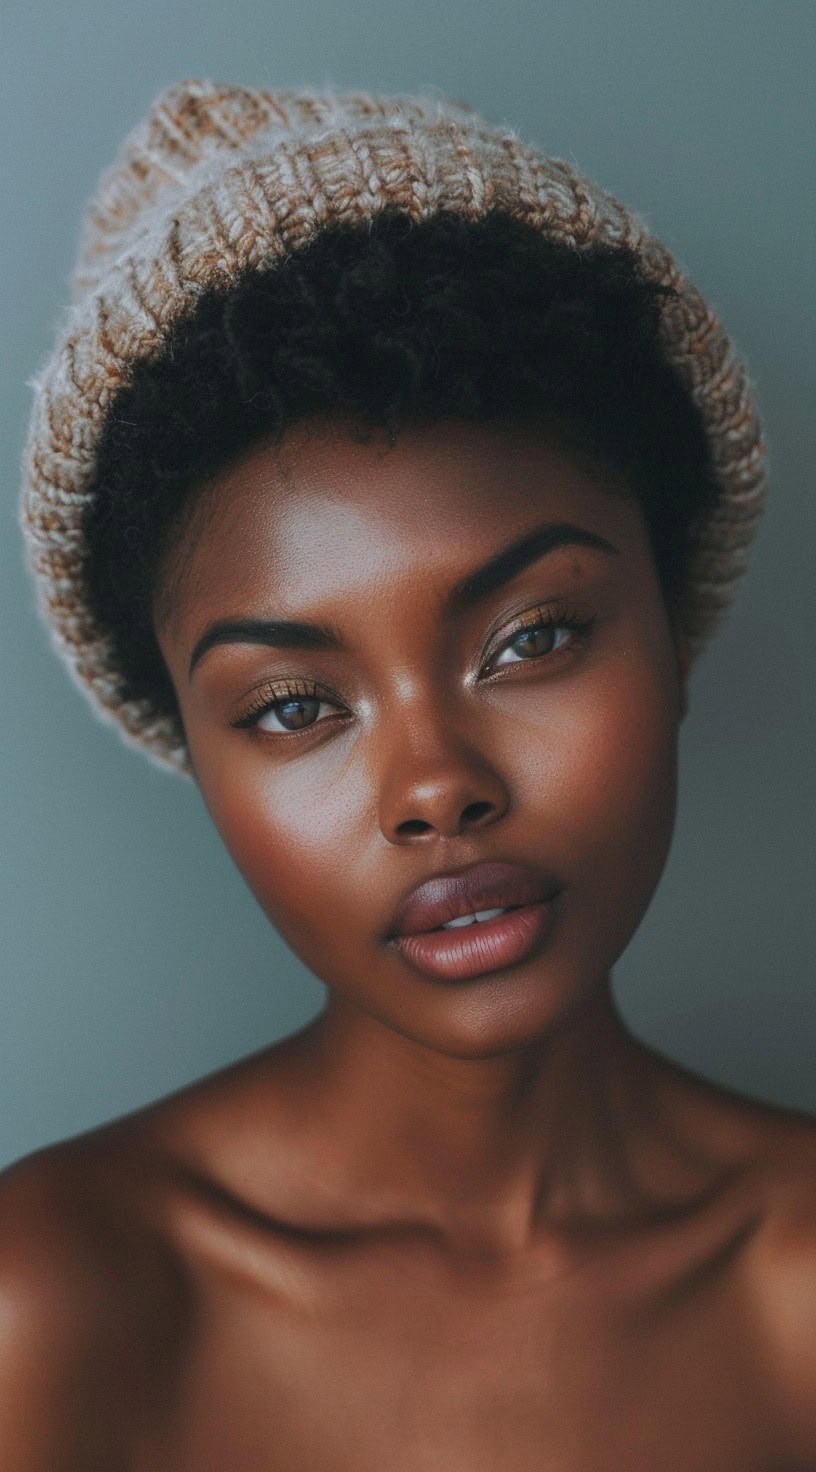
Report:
160,416,684,1068
1,415,816,1469
155,414,695,1243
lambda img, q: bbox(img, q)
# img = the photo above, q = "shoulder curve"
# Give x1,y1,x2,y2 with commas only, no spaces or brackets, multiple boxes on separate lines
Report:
0,1137,193,1465
0,1128,195,1324
746,1113,816,1460
0,1145,119,1464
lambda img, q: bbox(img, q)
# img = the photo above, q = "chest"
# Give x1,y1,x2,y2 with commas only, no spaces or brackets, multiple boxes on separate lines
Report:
138,1239,786,1472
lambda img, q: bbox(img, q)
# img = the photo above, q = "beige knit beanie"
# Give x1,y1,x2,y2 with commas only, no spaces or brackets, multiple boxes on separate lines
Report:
19,77,767,773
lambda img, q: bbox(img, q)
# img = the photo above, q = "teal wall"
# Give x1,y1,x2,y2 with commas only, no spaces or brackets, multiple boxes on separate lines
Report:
2,0,813,1166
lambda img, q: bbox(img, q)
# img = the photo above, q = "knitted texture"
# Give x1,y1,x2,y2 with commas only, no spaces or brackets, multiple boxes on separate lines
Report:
19,78,767,774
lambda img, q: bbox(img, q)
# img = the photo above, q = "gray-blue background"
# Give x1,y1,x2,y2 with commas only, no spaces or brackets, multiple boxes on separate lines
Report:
2,0,813,1169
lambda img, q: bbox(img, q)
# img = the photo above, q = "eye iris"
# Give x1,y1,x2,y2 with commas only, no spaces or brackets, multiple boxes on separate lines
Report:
513,625,554,657
274,696,321,730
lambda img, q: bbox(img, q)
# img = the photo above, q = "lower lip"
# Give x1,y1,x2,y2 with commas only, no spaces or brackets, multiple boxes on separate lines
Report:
390,900,556,982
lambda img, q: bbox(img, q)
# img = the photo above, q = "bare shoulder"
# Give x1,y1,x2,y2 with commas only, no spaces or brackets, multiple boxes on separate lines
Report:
644,1052,816,1449
741,1106,816,1459
0,1125,193,1467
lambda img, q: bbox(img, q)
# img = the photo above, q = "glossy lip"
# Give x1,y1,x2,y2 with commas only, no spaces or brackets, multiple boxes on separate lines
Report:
384,859,561,940
390,898,558,982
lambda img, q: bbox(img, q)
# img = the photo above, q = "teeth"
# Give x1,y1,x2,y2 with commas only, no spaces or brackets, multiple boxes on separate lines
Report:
441,907,508,930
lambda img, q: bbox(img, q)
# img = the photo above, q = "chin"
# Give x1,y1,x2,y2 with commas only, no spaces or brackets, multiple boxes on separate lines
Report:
371,957,601,1061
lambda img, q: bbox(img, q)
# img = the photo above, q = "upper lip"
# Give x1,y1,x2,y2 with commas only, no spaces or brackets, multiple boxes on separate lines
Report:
385,860,560,939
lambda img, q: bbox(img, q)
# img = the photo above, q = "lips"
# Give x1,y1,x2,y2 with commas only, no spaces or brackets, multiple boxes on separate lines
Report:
385,860,560,940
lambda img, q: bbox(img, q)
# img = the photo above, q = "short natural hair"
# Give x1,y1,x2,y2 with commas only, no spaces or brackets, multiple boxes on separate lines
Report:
81,205,717,737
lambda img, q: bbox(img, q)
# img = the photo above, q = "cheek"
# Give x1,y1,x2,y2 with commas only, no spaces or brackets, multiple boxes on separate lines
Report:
516,655,680,925
192,644,681,976
195,742,372,943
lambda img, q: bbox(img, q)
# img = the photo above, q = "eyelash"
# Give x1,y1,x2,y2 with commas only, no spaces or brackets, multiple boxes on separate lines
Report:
231,602,597,735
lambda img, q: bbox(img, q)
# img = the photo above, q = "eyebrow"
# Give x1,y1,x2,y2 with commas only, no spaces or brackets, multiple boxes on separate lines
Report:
187,519,619,678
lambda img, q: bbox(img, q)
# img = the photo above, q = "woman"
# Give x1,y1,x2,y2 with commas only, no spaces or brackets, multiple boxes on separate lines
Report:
4,79,815,1467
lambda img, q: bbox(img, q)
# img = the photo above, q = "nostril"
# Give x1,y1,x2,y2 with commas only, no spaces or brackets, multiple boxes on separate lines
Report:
394,801,496,839
462,801,493,824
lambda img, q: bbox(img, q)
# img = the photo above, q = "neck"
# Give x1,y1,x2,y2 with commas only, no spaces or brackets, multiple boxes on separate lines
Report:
282,979,678,1253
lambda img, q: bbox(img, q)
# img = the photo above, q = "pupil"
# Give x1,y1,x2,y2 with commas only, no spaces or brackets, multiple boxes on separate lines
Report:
279,697,319,730
516,626,553,656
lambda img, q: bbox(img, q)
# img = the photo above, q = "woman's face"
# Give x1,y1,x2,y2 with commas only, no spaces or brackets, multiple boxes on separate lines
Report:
156,416,688,1058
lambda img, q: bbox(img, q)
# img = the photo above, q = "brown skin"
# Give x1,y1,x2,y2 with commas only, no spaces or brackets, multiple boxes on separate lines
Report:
1,415,815,1470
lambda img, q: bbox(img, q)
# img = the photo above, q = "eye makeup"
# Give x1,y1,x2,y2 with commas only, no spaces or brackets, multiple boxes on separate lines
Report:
230,598,598,737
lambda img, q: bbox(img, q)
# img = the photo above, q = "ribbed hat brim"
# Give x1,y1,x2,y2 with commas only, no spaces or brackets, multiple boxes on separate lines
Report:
19,78,767,773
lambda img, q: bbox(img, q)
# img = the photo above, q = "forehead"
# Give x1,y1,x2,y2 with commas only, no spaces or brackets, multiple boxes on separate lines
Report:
162,416,644,635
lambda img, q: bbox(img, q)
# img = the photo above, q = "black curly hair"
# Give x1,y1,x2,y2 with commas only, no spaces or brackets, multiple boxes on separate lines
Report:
82,205,718,735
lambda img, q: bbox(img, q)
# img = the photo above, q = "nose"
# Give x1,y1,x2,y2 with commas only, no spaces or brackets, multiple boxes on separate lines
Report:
377,704,510,844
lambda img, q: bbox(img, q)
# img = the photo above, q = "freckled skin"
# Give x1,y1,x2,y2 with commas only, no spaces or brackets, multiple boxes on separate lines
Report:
1,416,816,1469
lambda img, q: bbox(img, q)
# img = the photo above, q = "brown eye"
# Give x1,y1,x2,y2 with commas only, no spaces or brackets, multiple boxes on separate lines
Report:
258,695,323,732
233,678,347,735
490,620,570,670
510,626,556,658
